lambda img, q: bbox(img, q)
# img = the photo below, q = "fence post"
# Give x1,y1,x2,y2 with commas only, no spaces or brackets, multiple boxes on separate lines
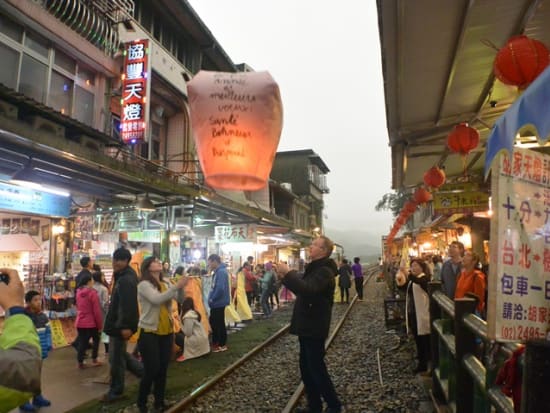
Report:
521,340,550,413
428,282,442,370
428,281,443,401
454,297,477,413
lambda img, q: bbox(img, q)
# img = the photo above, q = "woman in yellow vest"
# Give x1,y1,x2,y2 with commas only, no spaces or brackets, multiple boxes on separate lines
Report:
136,257,187,413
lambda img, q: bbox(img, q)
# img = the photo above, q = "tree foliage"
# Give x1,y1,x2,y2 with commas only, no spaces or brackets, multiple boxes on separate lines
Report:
375,189,409,217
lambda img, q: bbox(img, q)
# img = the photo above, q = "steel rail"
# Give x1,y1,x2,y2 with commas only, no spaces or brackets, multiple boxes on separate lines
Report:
166,323,290,412
166,263,379,413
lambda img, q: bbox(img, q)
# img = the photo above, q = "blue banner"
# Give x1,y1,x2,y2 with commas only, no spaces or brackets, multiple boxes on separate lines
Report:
0,182,71,217
485,65,550,177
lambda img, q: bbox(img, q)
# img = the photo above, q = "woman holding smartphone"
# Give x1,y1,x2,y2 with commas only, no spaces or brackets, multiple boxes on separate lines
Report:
136,257,187,413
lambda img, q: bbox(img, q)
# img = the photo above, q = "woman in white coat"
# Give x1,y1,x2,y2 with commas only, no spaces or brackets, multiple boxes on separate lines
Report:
178,297,210,362
136,257,187,413
397,258,431,374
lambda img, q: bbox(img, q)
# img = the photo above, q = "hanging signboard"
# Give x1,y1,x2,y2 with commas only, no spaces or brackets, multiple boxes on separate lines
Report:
0,182,70,217
127,231,161,243
488,148,550,341
93,213,120,233
215,224,257,243
120,39,151,144
433,191,489,215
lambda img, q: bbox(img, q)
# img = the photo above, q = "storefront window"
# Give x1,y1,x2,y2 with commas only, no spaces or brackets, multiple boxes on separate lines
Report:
74,85,94,125
50,71,73,115
0,43,19,89
19,54,47,102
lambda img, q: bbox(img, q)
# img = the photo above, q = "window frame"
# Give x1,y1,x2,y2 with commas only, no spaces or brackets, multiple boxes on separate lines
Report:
0,17,98,125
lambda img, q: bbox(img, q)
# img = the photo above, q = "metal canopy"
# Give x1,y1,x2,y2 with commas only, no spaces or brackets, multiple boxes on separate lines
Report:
377,0,550,189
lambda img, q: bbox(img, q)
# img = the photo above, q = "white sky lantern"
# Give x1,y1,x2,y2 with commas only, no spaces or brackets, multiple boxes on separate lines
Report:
188,71,283,191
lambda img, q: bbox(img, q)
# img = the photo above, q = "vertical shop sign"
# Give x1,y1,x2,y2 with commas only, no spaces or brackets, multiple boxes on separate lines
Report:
50,319,68,348
488,148,550,341
120,39,151,144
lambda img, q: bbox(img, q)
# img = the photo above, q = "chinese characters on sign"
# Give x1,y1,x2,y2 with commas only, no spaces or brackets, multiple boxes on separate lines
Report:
433,183,488,215
215,224,257,243
120,40,150,144
489,148,550,341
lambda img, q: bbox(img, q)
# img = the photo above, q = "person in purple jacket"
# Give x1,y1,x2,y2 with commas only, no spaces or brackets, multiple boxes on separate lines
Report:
75,274,103,369
352,257,364,301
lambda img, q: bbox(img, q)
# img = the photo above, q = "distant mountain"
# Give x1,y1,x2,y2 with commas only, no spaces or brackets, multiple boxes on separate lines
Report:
325,227,382,264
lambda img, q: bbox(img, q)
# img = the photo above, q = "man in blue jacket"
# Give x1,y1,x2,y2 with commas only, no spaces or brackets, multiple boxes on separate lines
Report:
207,254,230,352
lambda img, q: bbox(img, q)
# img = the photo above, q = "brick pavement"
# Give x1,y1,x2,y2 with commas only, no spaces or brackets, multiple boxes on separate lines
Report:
9,344,139,413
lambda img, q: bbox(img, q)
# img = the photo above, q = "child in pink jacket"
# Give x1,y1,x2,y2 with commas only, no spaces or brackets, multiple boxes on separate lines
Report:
75,274,103,368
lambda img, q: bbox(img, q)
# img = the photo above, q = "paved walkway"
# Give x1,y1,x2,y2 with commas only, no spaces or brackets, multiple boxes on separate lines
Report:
9,345,139,413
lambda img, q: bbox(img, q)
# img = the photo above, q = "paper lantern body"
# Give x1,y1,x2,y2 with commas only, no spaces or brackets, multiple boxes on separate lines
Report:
494,35,550,89
423,166,446,189
414,187,433,204
404,201,417,214
447,123,479,156
188,71,283,190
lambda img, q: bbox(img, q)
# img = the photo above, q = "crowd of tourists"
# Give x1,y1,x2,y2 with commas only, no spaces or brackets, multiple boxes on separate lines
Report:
3,247,301,413
1,235,349,413
386,241,487,375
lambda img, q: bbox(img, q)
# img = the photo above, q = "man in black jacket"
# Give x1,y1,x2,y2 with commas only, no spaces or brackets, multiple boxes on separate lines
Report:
102,247,143,403
277,236,343,413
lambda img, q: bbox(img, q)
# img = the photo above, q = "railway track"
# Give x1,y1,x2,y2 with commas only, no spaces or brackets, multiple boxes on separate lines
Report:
166,264,379,413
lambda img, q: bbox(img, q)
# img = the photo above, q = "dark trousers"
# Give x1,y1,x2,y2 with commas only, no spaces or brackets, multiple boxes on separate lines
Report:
340,287,349,303
77,327,99,363
137,332,173,408
414,333,431,370
174,330,185,351
108,335,143,396
209,307,227,346
299,336,341,412
355,277,364,299
246,291,254,306
270,288,279,307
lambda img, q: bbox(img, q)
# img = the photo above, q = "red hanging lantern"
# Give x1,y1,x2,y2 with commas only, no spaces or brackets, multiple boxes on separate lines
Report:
447,123,480,175
447,123,479,156
494,35,550,90
423,166,446,189
404,200,417,214
414,187,432,204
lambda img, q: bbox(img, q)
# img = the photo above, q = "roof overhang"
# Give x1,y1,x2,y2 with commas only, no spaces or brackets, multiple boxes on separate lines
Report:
377,0,550,189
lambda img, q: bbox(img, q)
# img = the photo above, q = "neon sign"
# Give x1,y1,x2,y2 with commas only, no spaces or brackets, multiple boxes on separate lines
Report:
120,39,150,144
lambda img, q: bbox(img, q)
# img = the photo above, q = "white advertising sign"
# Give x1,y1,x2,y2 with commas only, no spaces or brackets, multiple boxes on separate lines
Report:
488,148,550,341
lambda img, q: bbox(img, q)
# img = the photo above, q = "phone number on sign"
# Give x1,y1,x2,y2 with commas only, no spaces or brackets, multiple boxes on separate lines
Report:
501,325,546,340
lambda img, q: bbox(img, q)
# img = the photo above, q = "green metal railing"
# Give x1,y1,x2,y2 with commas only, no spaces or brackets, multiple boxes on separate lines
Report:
429,282,523,413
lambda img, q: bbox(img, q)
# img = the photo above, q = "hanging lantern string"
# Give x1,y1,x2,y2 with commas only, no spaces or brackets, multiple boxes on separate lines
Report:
480,38,500,52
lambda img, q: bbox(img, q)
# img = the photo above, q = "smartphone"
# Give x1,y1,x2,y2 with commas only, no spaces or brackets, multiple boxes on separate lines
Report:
0,272,9,284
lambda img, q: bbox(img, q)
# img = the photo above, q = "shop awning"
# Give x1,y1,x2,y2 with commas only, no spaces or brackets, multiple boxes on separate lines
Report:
485,66,550,177
0,234,41,252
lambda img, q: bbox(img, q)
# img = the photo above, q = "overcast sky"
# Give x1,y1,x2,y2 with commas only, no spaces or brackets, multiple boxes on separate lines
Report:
189,0,394,256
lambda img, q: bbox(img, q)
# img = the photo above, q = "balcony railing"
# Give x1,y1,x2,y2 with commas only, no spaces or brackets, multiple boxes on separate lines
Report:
41,0,133,55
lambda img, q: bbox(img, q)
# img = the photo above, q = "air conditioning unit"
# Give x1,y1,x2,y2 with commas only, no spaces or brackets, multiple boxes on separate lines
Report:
281,182,292,192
